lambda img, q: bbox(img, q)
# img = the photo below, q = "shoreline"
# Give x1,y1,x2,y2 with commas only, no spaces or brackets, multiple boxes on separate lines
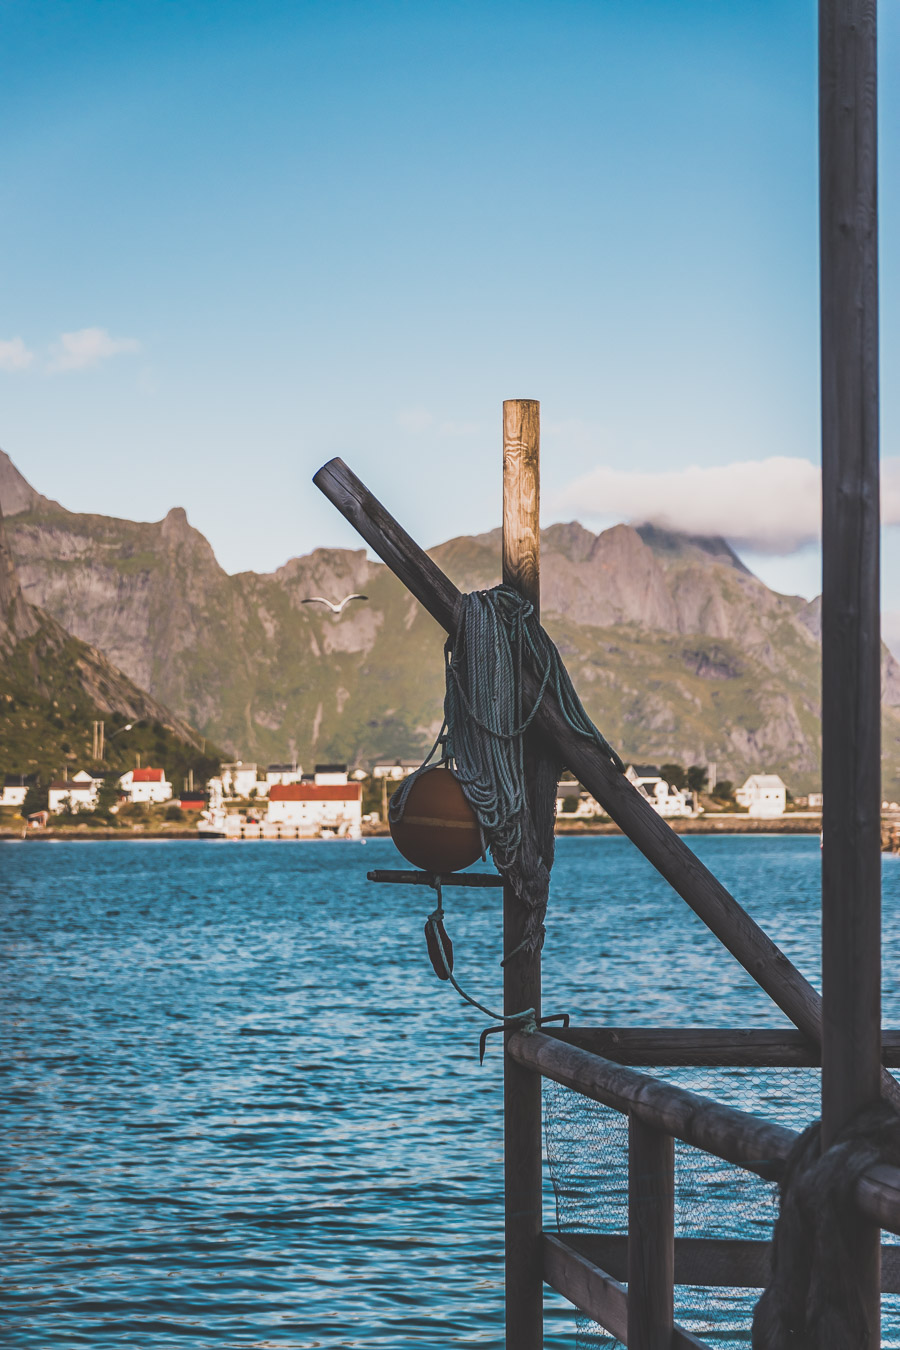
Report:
1,814,826,842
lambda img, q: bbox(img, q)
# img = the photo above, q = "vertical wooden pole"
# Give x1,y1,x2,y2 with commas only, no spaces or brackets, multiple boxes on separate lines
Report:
820,0,881,1333
502,398,543,1350
627,1114,674,1350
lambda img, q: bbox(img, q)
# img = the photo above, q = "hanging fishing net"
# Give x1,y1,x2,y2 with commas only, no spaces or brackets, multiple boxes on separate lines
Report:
544,1065,900,1347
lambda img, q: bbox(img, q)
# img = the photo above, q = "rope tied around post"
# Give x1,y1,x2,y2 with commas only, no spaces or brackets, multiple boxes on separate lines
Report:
392,585,623,956
752,1101,900,1348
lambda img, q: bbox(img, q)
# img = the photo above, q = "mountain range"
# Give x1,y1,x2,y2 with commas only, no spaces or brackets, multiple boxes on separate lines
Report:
0,483,214,782
3,448,899,797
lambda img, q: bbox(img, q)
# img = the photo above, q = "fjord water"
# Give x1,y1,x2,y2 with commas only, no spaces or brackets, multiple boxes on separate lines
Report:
3,836,899,1348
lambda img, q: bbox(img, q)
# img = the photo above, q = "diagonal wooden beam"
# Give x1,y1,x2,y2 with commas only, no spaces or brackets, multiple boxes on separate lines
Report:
313,455,900,1105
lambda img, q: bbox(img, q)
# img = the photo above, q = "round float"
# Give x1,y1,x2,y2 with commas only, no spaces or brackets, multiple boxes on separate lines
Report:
389,766,483,873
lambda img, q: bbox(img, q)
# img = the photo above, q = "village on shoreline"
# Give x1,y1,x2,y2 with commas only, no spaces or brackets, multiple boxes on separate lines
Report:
3,754,899,849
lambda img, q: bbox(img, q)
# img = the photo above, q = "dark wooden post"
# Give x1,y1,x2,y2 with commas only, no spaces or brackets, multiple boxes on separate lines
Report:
627,1113,675,1349
820,0,881,1333
502,398,543,1350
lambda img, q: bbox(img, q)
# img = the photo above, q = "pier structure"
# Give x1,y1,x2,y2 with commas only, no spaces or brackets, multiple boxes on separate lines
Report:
314,0,896,1339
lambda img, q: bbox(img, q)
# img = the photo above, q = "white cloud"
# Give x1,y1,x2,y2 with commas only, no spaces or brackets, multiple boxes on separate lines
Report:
0,337,35,371
50,327,141,371
554,456,900,555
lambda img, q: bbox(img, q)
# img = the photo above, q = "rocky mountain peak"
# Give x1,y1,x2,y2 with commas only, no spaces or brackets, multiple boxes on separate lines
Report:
0,505,39,650
0,448,50,516
635,522,752,574
542,521,598,563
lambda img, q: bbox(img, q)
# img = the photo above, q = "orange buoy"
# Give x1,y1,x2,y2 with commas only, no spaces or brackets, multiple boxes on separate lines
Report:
389,766,483,873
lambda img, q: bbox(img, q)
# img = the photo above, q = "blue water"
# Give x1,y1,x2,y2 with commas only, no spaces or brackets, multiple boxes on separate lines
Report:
2,836,899,1347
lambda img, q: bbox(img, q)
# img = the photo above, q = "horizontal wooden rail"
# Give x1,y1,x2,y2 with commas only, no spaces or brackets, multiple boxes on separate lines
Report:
542,1235,707,1348
561,1234,900,1294
554,1026,900,1067
366,869,503,888
513,1030,793,1178
313,455,900,1105
511,1030,900,1233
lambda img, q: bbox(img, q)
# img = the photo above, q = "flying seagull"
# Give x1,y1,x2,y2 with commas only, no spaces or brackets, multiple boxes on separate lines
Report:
301,594,368,615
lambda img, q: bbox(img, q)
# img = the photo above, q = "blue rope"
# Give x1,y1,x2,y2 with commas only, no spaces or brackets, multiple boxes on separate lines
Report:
391,585,622,872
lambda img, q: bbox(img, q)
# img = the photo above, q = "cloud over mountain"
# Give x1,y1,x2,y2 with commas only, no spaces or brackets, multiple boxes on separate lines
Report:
555,456,900,555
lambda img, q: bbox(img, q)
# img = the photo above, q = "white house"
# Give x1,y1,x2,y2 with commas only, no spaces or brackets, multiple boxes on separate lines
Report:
555,781,605,819
266,763,303,789
735,774,787,818
48,776,100,814
1,773,37,807
267,782,362,834
555,774,606,819
118,767,173,804
625,764,694,818
314,763,348,785
372,761,420,780
221,762,260,798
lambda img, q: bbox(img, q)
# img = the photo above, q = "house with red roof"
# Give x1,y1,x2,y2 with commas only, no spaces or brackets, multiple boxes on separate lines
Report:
266,781,361,835
118,766,173,804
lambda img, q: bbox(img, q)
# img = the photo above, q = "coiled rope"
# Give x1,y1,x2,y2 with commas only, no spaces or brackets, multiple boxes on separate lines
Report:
752,1101,900,1349
391,584,623,954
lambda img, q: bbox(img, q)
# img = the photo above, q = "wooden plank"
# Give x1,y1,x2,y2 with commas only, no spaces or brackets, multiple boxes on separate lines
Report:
543,1232,628,1342
543,1235,708,1348
819,0,883,1137
819,0,882,1331
312,455,900,1105
560,1234,900,1295
502,399,541,619
366,869,503,888
552,1026,822,1066
517,1029,900,1236
510,1030,795,1178
628,1115,674,1349
550,1026,900,1066
856,1163,900,1233
502,399,543,1350
566,1234,770,1289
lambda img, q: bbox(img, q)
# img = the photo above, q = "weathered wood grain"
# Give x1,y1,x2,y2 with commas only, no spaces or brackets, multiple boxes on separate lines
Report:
510,1031,794,1179
515,1030,900,1237
502,399,541,619
561,1234,900,1295
366,869,503,888
628,1115,674,1349
542,1233,628,1343
542,1235,708,1348
551,1026,900,1067
819,0,882,1327
501,400,543,1350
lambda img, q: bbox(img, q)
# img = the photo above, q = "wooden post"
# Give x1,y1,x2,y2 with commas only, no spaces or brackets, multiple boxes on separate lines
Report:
627,1114,674,1349
502,399,543,1350
819,0,881,1333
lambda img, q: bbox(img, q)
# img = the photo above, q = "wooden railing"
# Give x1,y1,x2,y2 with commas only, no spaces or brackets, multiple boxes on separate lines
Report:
508,1028,900,1346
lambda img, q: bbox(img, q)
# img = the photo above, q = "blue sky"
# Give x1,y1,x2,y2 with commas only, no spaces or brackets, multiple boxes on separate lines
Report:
1,0,898,631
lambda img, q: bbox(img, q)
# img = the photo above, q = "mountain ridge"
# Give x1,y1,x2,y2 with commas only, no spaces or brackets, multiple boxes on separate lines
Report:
3,448,899,795
0,469,213,780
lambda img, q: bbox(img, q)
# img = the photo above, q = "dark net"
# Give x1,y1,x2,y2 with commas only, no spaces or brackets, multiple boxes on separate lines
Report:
544,1066,900,1347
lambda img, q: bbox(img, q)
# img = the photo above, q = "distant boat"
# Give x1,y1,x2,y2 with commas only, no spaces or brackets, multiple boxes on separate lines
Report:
197,807,228,839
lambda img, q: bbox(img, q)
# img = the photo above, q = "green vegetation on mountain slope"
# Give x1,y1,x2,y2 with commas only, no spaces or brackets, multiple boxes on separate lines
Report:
3,450,899,797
